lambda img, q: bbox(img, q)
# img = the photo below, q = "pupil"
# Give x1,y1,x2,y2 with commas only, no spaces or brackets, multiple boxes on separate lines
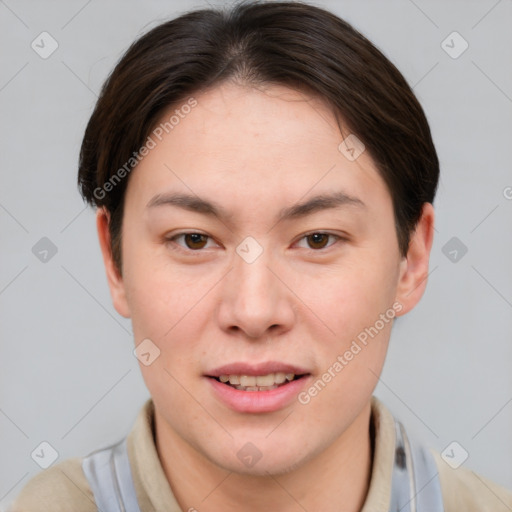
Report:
309,233,327,249
186,233,207,249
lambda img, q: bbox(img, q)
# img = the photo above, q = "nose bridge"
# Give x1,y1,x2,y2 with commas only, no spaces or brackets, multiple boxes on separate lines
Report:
234,241,276,311
218,237,293,337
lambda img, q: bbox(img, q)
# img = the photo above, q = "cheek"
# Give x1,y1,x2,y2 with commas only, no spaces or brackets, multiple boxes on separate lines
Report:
295,268,394,419
126,263,210,401
287,250,398,405
292,254,398,339
122,234,208,337
123,256,229,398
128,271,208,345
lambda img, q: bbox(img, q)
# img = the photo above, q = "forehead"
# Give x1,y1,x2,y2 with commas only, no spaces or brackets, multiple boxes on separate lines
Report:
125,82,391,219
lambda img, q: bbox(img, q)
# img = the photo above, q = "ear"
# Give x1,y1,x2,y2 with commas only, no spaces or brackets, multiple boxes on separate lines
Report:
394,202,435,316
96,208,131,318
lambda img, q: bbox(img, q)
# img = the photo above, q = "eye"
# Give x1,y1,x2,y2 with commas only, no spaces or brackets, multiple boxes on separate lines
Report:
295,232,342,250
166,231,343,254
167,232,217,251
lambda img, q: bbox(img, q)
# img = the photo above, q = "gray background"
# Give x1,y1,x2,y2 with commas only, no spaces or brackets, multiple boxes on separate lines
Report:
1,0,511,508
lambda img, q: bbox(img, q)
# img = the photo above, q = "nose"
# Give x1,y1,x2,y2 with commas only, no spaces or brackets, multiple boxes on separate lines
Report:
216,243,296,340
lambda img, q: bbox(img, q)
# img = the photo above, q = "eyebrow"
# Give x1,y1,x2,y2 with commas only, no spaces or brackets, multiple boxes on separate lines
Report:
146,190,366,223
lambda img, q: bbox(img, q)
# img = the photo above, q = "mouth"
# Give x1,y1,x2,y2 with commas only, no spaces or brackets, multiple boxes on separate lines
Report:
208,372,309,392
205,363,312,413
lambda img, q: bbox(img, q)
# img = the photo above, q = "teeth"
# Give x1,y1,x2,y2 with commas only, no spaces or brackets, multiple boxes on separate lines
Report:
256,374,275,386
234,385,280,391
239,375,256,386
275,372,287,384
217,372,297,388
275,372,286,384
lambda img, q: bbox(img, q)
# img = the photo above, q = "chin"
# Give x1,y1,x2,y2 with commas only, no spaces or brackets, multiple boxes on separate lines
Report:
202,437,313,477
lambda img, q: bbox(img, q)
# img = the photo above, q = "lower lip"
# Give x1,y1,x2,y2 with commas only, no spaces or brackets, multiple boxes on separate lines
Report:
206,376,311,413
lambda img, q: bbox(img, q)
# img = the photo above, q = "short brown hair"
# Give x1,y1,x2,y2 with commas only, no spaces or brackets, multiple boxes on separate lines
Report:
78,0,439,273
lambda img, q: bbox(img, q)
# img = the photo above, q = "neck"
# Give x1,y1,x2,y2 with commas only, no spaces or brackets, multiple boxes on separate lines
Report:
155,401,373,512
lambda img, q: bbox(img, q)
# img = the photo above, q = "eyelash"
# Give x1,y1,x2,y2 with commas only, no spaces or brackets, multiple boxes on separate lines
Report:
165,231,345,255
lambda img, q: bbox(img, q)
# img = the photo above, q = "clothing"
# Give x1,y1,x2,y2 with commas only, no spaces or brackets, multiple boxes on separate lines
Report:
8,396,512,511
81,414,444,512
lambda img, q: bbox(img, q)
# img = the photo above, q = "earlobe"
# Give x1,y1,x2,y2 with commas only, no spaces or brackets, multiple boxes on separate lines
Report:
394,203,435,316
96,208,131,318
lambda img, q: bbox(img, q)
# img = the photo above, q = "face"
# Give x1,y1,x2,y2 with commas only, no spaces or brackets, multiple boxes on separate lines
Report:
98,82,433,476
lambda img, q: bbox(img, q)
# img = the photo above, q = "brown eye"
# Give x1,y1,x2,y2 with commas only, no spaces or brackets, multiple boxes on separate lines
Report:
166,232,219,255
306,233,330,249
183,233,209,250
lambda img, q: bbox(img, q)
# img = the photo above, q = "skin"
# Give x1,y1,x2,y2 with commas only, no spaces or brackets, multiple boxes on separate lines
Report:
97,81,434,511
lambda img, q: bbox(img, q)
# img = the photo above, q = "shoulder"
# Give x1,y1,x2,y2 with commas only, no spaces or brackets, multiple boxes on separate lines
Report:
432,450,512,512
7,457,96,512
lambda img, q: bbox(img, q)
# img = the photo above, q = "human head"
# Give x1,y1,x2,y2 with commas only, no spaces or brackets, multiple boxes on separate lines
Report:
78,0,439,273
77,0,437,482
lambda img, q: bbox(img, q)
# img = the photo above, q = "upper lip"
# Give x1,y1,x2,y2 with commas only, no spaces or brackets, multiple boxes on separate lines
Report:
206,361,310,377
